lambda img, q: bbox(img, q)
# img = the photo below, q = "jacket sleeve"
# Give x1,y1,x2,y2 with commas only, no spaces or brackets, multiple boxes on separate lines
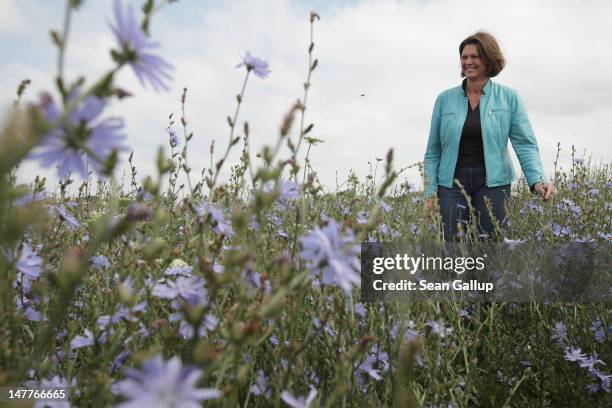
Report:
423,94,442,198
508,90,546,189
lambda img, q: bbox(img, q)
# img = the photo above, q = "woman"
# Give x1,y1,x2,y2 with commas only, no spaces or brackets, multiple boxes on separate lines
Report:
423,31,554,241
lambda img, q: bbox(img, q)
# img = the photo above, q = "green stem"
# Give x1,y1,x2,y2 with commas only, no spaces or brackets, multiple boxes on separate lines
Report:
208,70,250,200
294,18,316,156
57,0,73,96
180,88,195,197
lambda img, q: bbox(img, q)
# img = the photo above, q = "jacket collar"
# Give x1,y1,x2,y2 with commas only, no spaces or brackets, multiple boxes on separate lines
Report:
462,77,492,96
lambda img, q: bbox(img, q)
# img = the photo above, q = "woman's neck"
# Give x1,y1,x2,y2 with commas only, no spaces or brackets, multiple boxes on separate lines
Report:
466,77,488,96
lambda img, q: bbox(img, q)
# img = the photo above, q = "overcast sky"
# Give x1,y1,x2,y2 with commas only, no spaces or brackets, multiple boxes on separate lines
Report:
1,0,611,194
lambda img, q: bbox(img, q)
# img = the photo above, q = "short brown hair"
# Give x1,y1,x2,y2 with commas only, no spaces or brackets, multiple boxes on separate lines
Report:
459,31,506,78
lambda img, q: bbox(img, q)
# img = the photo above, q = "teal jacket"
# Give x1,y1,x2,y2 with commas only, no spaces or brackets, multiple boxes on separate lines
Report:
423,78,546,198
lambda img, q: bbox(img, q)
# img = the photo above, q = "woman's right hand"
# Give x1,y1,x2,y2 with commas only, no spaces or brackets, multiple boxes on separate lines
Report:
425,197,437,221
533,181,555,201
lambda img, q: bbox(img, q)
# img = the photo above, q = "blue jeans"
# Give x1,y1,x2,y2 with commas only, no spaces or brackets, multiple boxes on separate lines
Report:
437,166,510,242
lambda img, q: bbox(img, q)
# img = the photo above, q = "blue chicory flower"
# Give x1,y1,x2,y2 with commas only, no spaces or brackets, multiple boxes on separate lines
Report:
15,297,44,322
426,320,453,339
17,244,43,278
113,354,222,407
587,188,599,196
70,329,95,350
354,303,366,319
14,191,47,206
551,223,571,238
173,313,218,340
389,320,421,342
197,202,234,238
312,318,336,338
379,200,391,212
355,344,389,382
236,51,270,79
152,276,207,305
280,387,317,408
55,204,80,229
250,370,271,398
136,187,153,202
269,335,279,346
300,219,360,296
579,354,605,371
110,0,173,91
110,349,131,374
590,319,611,343
566,181,579,190
356,211,367,225
30,91,128,179
551,321,568,346
168,128,180,148
33,375,75,407
277,180,300,207
563,346,587,362
90,255,110,269
164,265,193,276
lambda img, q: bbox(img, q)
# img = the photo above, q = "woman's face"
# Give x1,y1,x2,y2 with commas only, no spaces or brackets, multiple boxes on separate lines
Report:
461,43,487,80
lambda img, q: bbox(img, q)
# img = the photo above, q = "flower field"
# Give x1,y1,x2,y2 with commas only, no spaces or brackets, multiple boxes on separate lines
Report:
1,1,611,407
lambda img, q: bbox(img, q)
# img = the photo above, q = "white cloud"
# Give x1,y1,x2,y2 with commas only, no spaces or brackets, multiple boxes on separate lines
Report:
1,0,610,194
0,0,27,33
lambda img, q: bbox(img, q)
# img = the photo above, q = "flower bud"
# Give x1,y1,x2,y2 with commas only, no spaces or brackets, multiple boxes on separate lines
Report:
126,202,153,222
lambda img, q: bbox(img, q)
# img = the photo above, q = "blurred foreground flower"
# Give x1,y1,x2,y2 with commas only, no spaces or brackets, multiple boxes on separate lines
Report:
29,91,127,178
265,180,300,208
110,0,173,91
114,354,222,407
236,51,270,78
281,387,317,408
14,191,47,206
126,202,153,222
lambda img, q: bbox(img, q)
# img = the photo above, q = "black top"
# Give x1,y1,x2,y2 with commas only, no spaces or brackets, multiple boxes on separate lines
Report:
456,78,485,168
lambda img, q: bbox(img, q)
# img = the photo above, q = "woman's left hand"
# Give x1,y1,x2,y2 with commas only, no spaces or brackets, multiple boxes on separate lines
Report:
533,181,554,200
